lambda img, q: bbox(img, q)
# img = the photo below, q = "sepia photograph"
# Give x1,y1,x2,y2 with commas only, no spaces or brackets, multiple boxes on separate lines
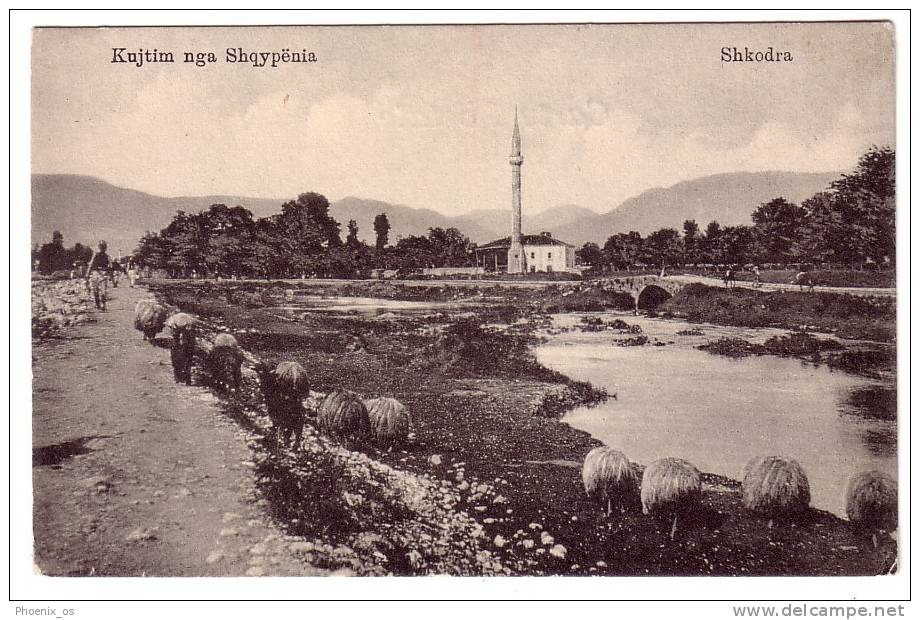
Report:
13,10,910,608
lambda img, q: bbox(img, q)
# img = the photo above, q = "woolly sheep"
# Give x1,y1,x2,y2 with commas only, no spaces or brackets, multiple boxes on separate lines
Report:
741,456,811,520
365,397,411,447
319,390,371,440
846,470,897,537
582,446,639,515
134,299,167,342
641,457,702,539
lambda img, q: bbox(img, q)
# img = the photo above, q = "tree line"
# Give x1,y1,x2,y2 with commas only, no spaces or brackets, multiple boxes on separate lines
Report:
130,192,476,279
33,146,893,279
576,147,895,272
32,231,94,275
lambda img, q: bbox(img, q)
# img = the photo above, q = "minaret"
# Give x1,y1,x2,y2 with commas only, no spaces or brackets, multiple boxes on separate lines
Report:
508,107,525,274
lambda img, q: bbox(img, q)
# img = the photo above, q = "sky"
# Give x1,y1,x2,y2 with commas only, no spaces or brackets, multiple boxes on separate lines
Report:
31,22,895,216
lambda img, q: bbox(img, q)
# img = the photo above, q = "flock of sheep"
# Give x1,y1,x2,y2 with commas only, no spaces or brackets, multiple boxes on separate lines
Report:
135,297,897,551
582,445,898,543
133,299,412,450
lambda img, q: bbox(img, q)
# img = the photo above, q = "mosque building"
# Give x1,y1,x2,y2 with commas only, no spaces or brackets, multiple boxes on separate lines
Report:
474,109,575,274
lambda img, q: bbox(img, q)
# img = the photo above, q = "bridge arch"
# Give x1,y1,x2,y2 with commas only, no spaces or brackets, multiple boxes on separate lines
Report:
636,284,673,310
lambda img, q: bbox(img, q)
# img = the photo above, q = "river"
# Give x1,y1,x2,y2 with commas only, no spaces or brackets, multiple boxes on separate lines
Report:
534,313,897,517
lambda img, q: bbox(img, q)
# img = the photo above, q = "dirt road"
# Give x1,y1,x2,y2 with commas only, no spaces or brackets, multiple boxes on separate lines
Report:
666,274,897,298
31,283,325,576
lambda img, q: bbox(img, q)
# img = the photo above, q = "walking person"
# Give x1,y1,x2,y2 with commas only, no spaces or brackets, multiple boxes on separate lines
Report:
752,265,761,288
127,261,139,288
85,240,112,311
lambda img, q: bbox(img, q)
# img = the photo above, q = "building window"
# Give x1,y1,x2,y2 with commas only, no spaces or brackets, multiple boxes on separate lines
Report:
548,252,552,259
530,252,535,259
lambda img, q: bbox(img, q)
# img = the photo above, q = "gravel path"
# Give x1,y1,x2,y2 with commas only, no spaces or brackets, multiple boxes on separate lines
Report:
32,282,326,576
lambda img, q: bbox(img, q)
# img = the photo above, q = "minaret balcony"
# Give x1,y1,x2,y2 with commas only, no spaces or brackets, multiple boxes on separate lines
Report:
508,156,524,165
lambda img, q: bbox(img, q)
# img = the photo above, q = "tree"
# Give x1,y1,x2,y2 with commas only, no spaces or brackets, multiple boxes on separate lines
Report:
373,213,391,251
642,228,683,272
715,225,756,266
274,192,342,276
603,231,643,271
200,204,256,276
576,242,605,270
751,197,807,264
426,227,474,267
701,221,722,264
830,146,895,266
346,219,361,249
393,235,435,269
682,219,701,265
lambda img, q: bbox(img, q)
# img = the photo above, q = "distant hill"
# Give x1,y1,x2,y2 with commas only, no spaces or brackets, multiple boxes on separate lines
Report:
31,170,841,255
31,175,281,255
30,176,493,253
550,171,841,246
329,197,497,245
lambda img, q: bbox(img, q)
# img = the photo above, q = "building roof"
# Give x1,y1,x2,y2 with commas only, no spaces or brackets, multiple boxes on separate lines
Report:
476,234,573,251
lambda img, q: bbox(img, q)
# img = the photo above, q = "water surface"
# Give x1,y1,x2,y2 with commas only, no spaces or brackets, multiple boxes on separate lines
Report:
535,313,897,517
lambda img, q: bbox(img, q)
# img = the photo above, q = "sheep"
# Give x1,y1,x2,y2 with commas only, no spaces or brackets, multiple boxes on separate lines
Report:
255,360,309,449
846,470,897,547
741,456,811,523
319,390,371,441
165,313,197,385
641,457,702,539
364,397,411,448
582,446,640,516
208,333,243,393
134,299,167,342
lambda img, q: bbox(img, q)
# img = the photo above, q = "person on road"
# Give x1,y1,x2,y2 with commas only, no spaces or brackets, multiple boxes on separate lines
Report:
109,259,126,288
127,261,139,288
752,265,761,288
85,241,112,311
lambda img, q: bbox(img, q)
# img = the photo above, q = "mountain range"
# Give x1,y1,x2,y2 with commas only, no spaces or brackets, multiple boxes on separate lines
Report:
31,170,840,254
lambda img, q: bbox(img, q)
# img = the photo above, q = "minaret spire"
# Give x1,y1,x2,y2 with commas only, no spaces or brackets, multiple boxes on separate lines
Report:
508,106,525,274
511,105,522,156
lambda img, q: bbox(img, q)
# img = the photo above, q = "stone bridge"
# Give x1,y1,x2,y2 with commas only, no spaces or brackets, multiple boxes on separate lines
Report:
593,275,687,311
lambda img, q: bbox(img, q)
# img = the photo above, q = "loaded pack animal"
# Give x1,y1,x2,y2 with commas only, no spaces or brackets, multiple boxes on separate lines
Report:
722,266,736,288
256,360,310,450
741,456,811,526
582,446,640,516
208,333,243,393
641,457,703,539
364,397,411,448
165,313,197,385
794,271,815,292
134,299,168,343
846,470,897,548
319,390,371,442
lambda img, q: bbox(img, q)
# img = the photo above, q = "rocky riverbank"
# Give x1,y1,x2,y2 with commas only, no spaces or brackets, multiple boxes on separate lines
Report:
147,280,898,576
